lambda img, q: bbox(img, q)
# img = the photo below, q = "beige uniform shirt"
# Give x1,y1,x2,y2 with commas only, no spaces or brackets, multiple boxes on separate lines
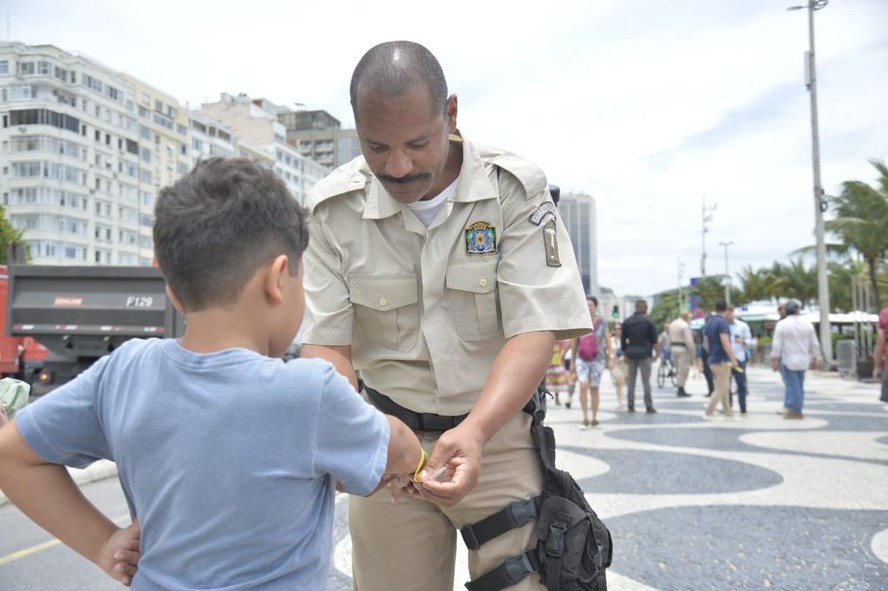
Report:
668,317,695,349
302,136,590,415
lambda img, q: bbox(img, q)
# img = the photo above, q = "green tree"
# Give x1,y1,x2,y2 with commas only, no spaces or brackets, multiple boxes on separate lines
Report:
738,264,770,302
768,259,818,307
0,206,27,265
650,289,682,330
825,158,888,309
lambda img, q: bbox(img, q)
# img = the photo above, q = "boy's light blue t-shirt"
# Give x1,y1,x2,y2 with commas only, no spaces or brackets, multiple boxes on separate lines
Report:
15,338,390,591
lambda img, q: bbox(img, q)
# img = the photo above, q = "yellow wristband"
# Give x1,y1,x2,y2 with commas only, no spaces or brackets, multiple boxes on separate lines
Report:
412,448,428,483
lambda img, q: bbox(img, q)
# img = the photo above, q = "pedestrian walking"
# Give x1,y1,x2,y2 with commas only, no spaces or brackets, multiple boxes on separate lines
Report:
571,296,612,428
704,300,740,420
872,307,887,403
668,312,695,397
545,339,572,405
770,299,820,419
726,305,752,415
621,300,659,413
610,323,627,410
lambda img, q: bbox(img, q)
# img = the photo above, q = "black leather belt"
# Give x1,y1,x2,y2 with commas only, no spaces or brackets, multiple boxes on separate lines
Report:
364,386,468,432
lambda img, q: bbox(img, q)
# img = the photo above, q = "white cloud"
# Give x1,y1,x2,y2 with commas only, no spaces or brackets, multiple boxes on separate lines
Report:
6,0,887,296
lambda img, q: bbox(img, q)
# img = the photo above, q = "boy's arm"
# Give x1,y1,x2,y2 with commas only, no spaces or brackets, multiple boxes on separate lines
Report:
0,422,139,586
301,344,358,390
366,415,423,497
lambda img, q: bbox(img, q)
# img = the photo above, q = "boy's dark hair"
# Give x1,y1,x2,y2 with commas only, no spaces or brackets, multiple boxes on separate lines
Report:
350,40,448,123
153,158,308,311
587,295,598,306
715,299,728,312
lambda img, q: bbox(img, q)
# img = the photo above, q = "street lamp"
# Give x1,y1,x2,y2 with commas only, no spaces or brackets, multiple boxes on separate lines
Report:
788,0,832,367
719,240,734,305
701,197,716,276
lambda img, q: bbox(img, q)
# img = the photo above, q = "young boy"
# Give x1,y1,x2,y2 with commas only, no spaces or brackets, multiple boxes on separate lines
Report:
0,158,425,589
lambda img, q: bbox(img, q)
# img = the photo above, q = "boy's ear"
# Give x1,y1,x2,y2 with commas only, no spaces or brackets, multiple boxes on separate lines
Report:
165,284,186,314
264,255,289,305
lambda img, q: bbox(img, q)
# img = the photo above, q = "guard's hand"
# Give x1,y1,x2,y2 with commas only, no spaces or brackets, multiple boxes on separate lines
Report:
410,422,483,507
98,519,140,586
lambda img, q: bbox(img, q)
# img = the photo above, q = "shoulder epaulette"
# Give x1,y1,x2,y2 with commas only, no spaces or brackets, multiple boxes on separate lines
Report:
306,159,370,212
487,149,548,200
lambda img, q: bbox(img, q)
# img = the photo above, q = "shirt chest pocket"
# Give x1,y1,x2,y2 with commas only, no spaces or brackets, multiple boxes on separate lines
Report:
445,262,501,342
349,274,419,352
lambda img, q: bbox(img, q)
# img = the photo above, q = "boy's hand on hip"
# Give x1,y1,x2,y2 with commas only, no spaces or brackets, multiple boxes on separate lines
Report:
99,519,141,586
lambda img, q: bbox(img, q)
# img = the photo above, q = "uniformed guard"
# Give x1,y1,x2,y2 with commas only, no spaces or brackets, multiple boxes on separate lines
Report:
301,41,590,591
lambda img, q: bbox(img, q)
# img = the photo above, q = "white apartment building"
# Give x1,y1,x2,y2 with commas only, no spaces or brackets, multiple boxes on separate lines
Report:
188,111,235,165
118,74,191,265
198,93,329,204
0,42,148,266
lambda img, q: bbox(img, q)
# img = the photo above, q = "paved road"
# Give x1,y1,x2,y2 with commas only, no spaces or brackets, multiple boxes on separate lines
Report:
2,365,886,590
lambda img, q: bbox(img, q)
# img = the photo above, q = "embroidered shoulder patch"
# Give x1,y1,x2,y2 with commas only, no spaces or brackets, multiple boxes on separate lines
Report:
465,221,497,255
543,219,561,267
529,201,558,226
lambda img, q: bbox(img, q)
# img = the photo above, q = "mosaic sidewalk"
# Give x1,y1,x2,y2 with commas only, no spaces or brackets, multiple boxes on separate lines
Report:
328,366,888,591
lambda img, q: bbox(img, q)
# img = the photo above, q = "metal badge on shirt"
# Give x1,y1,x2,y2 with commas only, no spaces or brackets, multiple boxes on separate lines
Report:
529,202,561,267
465,221,497,255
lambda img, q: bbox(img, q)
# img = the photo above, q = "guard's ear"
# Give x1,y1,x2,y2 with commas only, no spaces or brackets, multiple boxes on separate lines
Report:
446,94,458,132
264,255,290,305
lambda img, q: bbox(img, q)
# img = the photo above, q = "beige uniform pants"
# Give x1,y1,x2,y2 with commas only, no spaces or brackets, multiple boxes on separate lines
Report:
673,346,692,387
350,411,545,591
706,362,733,416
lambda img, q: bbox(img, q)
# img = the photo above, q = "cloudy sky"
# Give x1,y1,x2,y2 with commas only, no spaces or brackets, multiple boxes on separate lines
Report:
7,0,887,296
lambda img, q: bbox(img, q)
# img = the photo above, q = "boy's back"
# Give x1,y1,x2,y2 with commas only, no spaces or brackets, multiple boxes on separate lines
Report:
15,338,389,590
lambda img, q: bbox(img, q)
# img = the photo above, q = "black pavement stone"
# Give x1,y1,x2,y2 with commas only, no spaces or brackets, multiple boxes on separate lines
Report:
563,448,782,495
606,506,888,591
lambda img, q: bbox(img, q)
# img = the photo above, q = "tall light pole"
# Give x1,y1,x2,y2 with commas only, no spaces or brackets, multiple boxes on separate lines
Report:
719,241,734,305
788,0,832,367
701,197,716,277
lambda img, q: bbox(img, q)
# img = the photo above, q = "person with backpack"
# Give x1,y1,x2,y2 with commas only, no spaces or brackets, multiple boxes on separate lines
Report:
621,299,660,413
570,296,612,428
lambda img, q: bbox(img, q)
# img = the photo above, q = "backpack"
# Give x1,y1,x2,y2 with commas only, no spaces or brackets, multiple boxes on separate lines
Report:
462,389,613,591
578,319,602,361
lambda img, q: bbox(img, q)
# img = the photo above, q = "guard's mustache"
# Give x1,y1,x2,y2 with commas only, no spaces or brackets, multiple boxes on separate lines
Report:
379,173,431,185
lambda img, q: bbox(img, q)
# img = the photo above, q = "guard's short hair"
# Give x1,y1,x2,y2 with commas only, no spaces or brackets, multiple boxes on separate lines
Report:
350,41,448,123
784,299,802,315
715,299,728,312
153,158,308,312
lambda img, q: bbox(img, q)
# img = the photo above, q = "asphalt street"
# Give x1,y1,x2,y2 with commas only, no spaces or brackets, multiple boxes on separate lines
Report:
1,364,886,590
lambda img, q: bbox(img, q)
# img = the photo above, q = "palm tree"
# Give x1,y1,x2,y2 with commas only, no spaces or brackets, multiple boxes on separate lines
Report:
825,159,888,309
738,264,771,302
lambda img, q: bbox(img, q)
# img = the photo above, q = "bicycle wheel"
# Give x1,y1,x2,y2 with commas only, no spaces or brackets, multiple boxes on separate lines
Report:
657,362,666,388
669,362,677,387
